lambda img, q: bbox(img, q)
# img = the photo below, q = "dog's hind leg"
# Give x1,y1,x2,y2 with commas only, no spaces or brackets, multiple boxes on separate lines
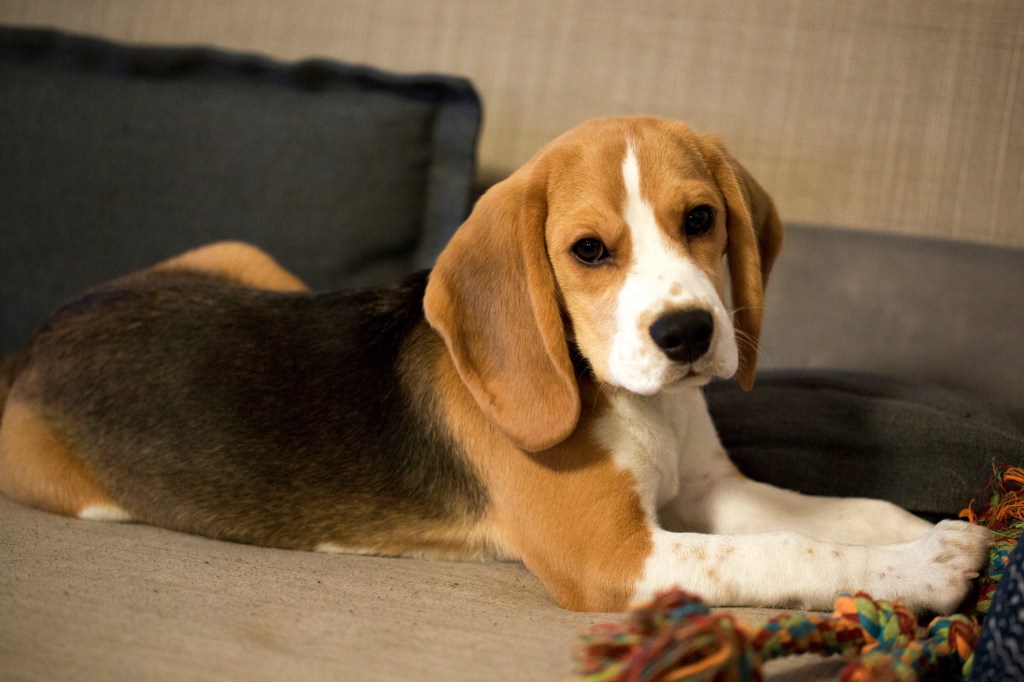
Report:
0,390,129,521
152,240,309,292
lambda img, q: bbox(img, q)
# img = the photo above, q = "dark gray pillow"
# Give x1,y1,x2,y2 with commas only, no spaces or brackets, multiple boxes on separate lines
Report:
0,27,480,353
706,370,1024,517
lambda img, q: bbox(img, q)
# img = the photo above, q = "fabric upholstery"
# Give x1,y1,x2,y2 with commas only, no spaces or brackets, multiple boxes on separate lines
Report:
0,26,480,353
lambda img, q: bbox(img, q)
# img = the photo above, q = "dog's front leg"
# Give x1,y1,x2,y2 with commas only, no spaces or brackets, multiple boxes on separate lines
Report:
665,463,935,546
661,400,934,546
634,522,989,613
643,404,991,612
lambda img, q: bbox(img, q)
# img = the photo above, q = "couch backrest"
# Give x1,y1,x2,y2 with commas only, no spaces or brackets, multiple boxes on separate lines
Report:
0,27,480,353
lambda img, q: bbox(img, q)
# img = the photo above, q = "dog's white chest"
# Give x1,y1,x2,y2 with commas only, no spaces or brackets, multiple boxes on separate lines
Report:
594,387,721,516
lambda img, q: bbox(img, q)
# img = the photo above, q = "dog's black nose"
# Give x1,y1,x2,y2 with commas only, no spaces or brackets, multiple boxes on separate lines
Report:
649,310,714,364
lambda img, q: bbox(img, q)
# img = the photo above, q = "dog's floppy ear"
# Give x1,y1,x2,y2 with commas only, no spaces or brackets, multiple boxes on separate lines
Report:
424,161,580,452
699,135,784,390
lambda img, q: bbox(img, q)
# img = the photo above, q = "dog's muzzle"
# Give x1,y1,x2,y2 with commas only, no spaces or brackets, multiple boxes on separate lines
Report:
649,309,713,364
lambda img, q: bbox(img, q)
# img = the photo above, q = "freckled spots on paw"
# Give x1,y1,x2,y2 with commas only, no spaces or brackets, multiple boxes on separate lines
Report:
693,546,707,562
831,550,841,559
806,547,815,556
707,568,719,582
926,584,935,592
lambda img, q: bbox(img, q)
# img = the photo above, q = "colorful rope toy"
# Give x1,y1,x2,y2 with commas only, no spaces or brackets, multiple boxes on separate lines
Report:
576,465,1024,682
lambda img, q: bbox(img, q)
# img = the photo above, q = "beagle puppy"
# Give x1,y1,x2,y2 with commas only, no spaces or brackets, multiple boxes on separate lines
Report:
0,117,990,613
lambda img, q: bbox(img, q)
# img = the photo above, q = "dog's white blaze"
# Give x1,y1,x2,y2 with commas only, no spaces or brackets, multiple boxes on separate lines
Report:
606,144,738,394
78,505,132,522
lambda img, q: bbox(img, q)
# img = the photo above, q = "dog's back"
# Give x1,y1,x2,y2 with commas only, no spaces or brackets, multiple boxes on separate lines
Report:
0,270,493,556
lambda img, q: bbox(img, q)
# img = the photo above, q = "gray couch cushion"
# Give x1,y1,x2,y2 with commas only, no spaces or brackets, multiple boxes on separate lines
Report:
0,27,480,353
707,370,1024,517
759,225,1024,411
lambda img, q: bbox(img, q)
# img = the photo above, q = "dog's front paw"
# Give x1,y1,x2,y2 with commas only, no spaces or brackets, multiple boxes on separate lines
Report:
879,520,993,614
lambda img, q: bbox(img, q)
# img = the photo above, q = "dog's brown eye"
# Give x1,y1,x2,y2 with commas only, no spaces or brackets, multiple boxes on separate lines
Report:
684,205,715,237
572,238,608,264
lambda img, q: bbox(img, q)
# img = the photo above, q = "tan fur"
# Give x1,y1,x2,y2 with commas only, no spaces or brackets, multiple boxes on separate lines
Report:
0,394,118,517
153,240,309,292
541,127,632,368
424,158,580,453
435,351,651,611
697,135,784,388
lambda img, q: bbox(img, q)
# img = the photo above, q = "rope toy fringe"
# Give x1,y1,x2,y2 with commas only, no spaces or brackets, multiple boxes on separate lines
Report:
576,591,976,682
576,465,1024,682
958,465,1024,614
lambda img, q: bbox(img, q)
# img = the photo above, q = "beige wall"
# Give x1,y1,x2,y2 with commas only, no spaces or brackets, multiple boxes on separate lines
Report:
3,0,1023,248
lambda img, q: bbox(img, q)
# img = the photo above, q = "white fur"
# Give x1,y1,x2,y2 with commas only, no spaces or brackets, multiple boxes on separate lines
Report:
78,505,132,522
605,145,738,394
316,534,511,562
594,387,991,612
634,521,989,613
315,543,383,556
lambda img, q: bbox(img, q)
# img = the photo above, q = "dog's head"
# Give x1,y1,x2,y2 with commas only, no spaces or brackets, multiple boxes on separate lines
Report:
425,118,783,452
